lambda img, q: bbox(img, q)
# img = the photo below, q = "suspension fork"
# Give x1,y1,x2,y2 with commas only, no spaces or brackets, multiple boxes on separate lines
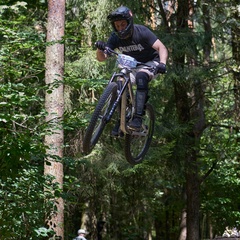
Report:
105,73,129,123
117,69,135,134
119,76,135,134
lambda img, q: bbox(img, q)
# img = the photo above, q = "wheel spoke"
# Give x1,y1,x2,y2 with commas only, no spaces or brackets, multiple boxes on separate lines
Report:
124,103,155,165
82,82,118,154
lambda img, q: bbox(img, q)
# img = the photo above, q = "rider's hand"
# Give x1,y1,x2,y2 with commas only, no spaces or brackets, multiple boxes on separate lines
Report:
155,62,167,74
95,41,106,51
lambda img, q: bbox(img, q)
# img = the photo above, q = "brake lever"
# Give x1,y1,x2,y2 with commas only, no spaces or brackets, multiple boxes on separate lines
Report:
104,47,118,56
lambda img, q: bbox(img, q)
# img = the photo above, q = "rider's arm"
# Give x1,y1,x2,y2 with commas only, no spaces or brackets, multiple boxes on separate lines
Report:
96,33,118,62
152,39,168,64
96,49,108,62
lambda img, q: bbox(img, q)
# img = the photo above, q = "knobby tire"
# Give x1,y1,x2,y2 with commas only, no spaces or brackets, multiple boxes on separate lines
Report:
124,103,155,165
82,82,118,154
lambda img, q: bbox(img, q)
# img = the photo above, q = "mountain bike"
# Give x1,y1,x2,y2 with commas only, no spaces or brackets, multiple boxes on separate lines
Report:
82,48,155,165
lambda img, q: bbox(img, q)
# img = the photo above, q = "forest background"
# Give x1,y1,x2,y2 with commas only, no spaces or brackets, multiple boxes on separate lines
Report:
0,0,239,239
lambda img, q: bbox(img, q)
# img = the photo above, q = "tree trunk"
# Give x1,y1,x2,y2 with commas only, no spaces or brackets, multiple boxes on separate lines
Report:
202,0,212,65
173,1,205,240
231,1,240,137
185,148,200,240
44,0,65,238
178,209,187,240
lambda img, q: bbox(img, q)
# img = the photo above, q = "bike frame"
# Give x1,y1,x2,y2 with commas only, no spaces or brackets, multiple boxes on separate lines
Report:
82,49,156,163
107,67,150,137
103,48,155,137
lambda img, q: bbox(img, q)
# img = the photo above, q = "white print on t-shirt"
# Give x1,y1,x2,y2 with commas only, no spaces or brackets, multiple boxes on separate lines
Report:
119,44,144,53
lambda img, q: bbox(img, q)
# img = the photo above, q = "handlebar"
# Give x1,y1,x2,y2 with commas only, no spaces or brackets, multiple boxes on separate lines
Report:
103,47,118,56
104,47,156,70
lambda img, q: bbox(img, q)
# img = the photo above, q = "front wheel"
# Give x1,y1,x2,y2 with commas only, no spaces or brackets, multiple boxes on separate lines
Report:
124,103,155,165
82,82,118,154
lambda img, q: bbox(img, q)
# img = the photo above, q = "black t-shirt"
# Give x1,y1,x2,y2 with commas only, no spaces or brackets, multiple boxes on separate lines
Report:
106,24,159,63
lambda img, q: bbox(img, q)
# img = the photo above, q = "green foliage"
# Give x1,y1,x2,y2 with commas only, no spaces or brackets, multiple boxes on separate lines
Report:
63,0,239,238
0,1,57,239
0,77,46,177
0,1,46,163
0,2,46,84
0,167,57,239
0,0,239,239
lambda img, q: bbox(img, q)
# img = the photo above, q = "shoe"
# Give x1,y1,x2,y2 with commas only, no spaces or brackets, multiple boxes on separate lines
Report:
111,120,120,137
128,116,142,130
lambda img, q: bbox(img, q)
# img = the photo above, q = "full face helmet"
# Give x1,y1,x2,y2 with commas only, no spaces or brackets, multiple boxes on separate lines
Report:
107,6,134,39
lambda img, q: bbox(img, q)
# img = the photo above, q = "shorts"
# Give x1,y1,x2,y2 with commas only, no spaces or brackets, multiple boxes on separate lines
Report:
130,60,159,84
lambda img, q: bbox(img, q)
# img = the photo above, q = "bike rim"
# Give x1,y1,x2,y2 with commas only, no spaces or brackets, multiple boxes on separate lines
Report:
90,93,114,146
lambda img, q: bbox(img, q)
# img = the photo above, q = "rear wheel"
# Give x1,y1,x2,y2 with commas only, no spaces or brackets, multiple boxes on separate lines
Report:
82,82,118,154
124,103,155,165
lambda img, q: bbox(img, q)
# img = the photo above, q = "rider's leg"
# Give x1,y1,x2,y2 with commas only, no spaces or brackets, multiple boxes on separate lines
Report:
111,119,121,136
128,71,149,129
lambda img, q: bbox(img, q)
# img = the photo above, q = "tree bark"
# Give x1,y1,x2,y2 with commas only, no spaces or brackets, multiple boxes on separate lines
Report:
44,0,65,238
178,209,187,240
173,1,204,240
231,1,240,136
202,1,212,64
185,148,200,240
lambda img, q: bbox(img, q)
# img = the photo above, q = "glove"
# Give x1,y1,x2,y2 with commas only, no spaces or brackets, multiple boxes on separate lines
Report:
95,41,106,51
155,62,166,74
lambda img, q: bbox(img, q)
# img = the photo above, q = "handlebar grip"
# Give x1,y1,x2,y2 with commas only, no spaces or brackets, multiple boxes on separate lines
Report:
104,47,118,56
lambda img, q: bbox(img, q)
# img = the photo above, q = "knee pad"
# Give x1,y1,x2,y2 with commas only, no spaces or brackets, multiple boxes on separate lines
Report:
136,72,149,91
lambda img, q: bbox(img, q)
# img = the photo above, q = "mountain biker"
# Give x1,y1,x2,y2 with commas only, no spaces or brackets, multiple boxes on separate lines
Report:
95,6,168,132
